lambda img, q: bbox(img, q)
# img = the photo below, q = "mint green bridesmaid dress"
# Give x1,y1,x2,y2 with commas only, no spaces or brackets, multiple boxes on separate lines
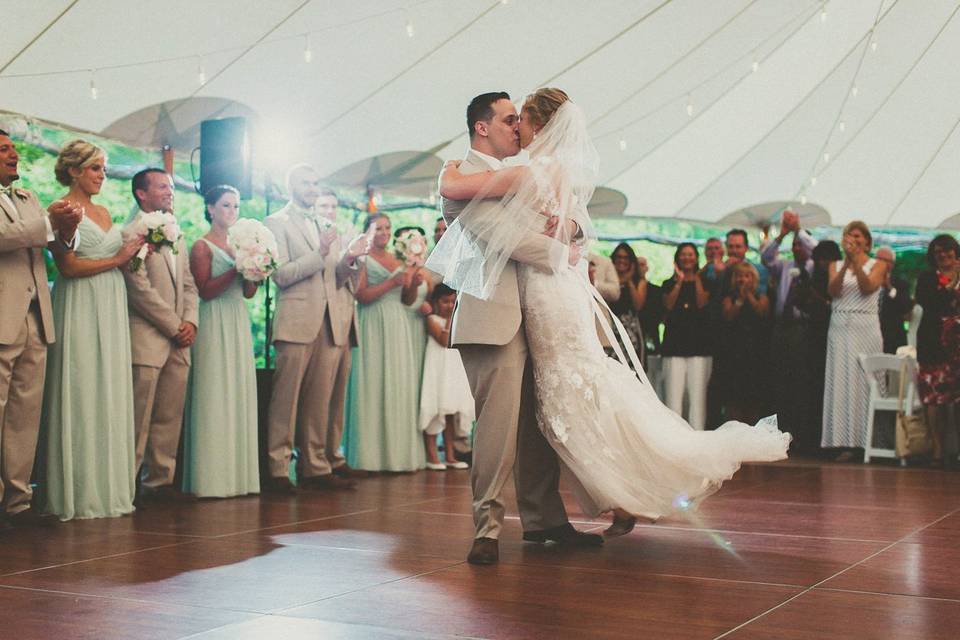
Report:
182,239,260,497
343,259,426,471
43,216,136,520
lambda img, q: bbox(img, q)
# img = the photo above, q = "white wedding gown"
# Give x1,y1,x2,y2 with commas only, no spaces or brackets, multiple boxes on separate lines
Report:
519,262,791,519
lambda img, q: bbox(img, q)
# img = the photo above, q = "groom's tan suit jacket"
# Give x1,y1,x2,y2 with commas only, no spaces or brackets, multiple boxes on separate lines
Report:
441,150,573,346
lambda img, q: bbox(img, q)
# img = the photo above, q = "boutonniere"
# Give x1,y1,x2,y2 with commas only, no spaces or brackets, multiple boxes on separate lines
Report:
13,188,28,201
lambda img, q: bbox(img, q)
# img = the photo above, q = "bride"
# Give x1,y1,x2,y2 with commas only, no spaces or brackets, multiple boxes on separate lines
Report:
428,88,790,534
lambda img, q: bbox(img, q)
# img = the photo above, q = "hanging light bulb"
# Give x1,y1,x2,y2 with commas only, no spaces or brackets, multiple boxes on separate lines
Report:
751,59,760,73
303,34,313,63
405,18,415,37
89,70,98,100
800,194,808,206
685,97,694,117
823,151,830,164
618,138,627,151
838,120,846,132
810,176,818,186
820,3,828,22
851,85,859,97
197,59,206,85
501,0,509,4
870,39,878,52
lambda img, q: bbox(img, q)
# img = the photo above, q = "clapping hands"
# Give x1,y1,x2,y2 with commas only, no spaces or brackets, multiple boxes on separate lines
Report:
47,200,83,240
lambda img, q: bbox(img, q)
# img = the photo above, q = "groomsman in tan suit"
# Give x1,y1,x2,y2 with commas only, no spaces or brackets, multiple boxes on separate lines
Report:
441,93,602,564
0,130,80,527
264,166,370,493
123,168,198,500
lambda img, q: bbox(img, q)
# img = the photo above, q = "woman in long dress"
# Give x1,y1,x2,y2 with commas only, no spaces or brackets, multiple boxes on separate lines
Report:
430,89,790,534
182,185,260,497
43,140,143,520
343,214,426,471
821,221,886,461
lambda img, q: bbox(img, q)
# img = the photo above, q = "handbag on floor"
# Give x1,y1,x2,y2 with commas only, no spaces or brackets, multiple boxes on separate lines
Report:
894,361,932,458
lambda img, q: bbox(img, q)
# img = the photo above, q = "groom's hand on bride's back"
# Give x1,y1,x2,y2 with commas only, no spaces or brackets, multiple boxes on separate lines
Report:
543,215,579,243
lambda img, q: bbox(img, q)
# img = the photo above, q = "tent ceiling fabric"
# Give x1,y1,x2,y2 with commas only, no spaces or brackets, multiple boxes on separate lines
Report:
3,0,959,229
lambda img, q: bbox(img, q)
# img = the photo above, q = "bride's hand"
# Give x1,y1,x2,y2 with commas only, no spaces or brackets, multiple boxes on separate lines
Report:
442,160,463,178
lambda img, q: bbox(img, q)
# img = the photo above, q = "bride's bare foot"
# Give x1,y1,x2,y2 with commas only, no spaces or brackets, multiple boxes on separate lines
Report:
603,508,637,538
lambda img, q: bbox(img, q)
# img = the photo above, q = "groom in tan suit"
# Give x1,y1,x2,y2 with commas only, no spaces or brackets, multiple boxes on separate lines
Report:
123,168,198,500
0,130,80,527
264,166,368,493
442,93,601,564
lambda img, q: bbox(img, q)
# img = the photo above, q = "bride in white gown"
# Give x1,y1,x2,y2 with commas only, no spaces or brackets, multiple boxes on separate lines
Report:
428,88,790,533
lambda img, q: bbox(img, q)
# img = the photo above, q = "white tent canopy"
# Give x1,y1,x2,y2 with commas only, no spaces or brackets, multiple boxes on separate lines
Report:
3,0,959,228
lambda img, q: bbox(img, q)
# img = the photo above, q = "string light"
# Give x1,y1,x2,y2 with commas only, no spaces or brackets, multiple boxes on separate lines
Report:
800,194,808,205
89,70,98,100
823,151,830,164
618,137,627,151
685,96,694,117
820,3,828,22
751,58,760,73
197,58,206,85
838,120,846,132
870,39,878,52
810,176,818,186
851,85,859,97
303,35,312,63
405,18,415,37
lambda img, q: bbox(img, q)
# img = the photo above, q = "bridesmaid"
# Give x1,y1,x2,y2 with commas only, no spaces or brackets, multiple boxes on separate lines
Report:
343,214,426,471
395,226,432,408
42,139,143,520
182,185,260,498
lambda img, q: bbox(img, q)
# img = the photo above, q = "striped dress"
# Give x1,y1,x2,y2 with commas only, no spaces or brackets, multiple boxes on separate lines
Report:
821,258,883,448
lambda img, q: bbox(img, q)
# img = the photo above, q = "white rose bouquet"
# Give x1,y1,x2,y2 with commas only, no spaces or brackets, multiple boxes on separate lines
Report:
394,229,428,268
228,218,280,282
130,211,182,272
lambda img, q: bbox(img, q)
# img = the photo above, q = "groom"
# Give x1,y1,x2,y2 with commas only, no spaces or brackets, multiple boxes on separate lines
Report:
442,92,602,565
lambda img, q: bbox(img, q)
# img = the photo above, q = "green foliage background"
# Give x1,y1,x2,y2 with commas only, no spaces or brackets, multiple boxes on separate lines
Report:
10,118,952,366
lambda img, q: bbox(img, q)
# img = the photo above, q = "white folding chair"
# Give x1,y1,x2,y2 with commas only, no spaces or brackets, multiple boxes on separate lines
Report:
907,304,923,349
858,353,919,463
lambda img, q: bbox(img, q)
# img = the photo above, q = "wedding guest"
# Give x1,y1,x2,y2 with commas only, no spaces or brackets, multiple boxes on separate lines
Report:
661,242,712,429
721,229,769,295
182,186,260,498
637,255,663,355
433,216,447,246
0,130,81,527
915,234,960,467
875,246,913,354
608,243,647,362
264,167,368,492
420,284,473,470
761,211,819,449
344,214,426,471
717,262,770,424
43,140,143,520
700,236,725,284
124,168,199,501
395,225,433,378
821,220,886,461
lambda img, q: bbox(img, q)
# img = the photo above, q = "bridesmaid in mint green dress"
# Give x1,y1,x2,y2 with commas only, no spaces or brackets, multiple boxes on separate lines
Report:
344,215,426,471
43,141,143,521
182,186,260,497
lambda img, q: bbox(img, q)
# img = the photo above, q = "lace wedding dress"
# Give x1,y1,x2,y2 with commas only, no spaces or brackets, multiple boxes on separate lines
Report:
429,99,791,520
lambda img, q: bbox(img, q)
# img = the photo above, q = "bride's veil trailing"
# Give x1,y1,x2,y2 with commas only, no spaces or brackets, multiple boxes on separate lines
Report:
426,99,599,301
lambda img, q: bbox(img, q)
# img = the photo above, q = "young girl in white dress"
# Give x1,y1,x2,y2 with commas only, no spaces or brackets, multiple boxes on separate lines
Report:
420,284,474,470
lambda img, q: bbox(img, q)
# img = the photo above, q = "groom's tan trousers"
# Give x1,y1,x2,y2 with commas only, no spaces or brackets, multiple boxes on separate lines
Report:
458,325,569,540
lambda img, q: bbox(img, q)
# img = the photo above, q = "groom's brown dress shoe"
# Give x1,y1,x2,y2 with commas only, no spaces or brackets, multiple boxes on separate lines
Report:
467,537,499,565
523,523,604,547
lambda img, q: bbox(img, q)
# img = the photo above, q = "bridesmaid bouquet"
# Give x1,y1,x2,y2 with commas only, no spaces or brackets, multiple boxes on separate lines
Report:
394,229,428,268
228,218,280,282
130,211,182,272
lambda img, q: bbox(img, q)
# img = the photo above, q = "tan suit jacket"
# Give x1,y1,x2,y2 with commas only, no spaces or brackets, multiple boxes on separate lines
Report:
440,150,574,347
265,203,360,346
0,190,55,345
122,212,199,368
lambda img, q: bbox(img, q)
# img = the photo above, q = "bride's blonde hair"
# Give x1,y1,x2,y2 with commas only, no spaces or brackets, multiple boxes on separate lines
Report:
523,88,570,130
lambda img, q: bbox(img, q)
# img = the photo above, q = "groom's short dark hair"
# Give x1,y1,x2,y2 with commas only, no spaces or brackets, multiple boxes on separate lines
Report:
467,92,510,139
131,167,168,207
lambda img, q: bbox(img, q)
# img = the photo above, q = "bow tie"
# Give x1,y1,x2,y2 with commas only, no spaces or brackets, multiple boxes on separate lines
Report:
0,184,13,197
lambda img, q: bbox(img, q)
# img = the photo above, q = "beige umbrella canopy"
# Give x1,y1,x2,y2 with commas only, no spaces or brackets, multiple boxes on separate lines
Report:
718,200,831,229
324,150,443,201
587,187,628,218
100,97,257,150
938,212,960,230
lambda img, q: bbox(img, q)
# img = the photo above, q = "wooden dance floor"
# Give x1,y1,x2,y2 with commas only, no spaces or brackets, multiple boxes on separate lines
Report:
2,460,959,639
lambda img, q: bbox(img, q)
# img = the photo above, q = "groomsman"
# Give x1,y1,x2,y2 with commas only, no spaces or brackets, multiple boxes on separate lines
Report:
0,130,80,527
264,165,368,493
123,168,198,500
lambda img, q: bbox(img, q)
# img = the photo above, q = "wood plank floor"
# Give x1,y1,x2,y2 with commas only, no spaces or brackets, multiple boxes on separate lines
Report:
2,459,959,639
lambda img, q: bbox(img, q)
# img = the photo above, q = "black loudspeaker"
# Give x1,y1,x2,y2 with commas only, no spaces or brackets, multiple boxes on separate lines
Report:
199,117,251,199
